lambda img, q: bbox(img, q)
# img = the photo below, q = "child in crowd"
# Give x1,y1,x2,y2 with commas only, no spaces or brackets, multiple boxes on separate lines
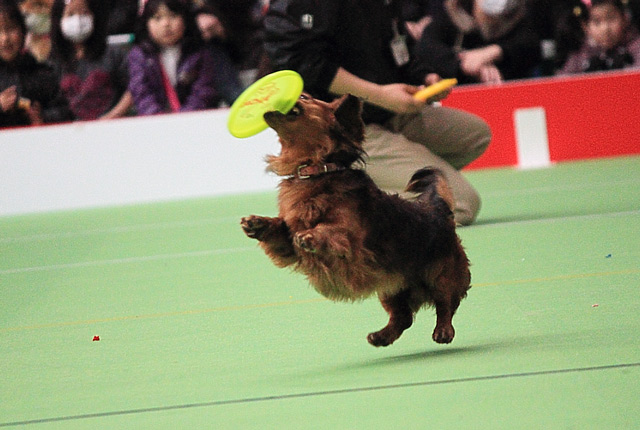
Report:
1,0,73,127
558,0,640,74
128,0,216,115
49,0,132,120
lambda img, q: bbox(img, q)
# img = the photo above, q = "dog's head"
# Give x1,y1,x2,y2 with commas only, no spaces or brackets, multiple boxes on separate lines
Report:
263,93,365,176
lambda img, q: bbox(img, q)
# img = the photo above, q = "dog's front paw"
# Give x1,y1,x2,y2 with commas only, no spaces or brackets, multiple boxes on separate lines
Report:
432,324,455,344
241,216,270,240
294,232,317,253
367,330,396,347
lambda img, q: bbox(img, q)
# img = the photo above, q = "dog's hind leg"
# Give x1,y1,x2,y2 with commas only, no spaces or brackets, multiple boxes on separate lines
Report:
240,216,297,267
367,289,414,347
431,257,469,344
432,296,459,344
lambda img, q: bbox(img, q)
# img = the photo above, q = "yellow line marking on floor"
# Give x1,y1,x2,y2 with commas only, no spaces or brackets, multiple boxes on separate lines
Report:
2,269,638,333
473,268,639,287
0,298,327,333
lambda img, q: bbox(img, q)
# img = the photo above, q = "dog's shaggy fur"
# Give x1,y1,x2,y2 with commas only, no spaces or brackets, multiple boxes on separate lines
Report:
241,93,471,347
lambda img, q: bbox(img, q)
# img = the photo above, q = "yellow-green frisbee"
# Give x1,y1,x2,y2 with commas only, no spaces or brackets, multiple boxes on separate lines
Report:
227,70,304,138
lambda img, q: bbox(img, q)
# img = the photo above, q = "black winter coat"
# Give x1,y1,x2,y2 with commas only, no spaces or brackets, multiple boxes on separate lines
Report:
1,53,74,128
413,9,541,83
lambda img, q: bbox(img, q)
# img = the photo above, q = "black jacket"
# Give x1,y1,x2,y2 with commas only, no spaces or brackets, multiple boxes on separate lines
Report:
1,53,74,128
264,0,424,124
414,9,541,83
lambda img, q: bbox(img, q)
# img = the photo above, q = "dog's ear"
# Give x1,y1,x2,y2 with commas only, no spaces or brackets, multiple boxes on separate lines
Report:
333,94,365,142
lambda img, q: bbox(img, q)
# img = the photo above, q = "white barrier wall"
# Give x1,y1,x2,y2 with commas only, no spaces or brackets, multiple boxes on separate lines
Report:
0,109,281,216
5,71,639,217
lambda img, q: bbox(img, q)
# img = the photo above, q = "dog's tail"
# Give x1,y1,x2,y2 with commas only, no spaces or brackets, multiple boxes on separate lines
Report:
405,167,455,216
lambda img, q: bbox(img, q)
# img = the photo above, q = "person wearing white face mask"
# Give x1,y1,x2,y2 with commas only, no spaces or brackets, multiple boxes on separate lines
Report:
1,0,73,127
59,10,92,42
25,11,50,34
49,0,132,120
412,0,541,84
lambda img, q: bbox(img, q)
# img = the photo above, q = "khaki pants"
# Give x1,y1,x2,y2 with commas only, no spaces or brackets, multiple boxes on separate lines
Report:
363,105,491,225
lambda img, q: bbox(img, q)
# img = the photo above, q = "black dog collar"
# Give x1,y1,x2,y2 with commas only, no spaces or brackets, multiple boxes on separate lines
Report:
296,163,346,179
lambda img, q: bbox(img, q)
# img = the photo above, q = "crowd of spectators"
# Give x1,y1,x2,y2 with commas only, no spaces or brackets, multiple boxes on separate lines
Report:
1,0,640,128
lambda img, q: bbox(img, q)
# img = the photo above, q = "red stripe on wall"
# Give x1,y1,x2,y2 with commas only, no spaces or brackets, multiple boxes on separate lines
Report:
442,70,640,169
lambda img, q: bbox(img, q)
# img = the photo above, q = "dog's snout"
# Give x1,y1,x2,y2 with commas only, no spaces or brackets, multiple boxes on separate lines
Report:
263,110,284,127
264,102,304,129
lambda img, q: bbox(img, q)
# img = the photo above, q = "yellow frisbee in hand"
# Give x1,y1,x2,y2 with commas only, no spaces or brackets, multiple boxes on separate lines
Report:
227,70,304,138
413,78,458,102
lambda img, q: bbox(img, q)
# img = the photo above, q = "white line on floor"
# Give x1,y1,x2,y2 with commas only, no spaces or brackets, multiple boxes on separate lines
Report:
468,210,639,229
0,246,256,275
0,216,246,243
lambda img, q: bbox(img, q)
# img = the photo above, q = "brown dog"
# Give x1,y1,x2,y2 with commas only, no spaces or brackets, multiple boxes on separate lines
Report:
240,93,471,347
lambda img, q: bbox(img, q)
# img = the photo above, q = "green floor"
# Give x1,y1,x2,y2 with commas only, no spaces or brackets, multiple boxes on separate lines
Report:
1,156,639,429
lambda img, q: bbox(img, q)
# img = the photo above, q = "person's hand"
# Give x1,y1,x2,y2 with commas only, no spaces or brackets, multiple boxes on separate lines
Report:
421,73,452,103
0,86,18,112
373,83,424,114
196,13,225,42
405,15,432,41
27,101,43,125
458,45,502,77
478,64,503,84
458,50,487,76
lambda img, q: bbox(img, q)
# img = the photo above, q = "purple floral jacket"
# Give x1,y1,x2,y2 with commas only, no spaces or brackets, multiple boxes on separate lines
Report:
128,44,217,115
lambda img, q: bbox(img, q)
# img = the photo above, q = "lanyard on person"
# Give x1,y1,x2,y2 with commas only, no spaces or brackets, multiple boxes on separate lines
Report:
390,19,410,67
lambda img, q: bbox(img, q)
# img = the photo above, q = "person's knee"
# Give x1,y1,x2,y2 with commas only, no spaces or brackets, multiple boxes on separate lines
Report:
465,117,492,163
453,186,481,226
446,115,492,170
474,119,492,157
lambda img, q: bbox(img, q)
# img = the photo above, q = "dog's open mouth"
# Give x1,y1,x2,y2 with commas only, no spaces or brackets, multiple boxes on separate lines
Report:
264,103,303,128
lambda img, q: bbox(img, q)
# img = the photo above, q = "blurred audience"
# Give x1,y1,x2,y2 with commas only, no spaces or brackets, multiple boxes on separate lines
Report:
107,0,137,35
193,2,243,106
412,0,541,84
50,0,132,120
1,0,73,127
128,0,216,115
401,0,445,41
557,0,640,74
19,0,52,63
6,0,640,127
194,0,266,87
526,0,582,75
625,0,640,30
